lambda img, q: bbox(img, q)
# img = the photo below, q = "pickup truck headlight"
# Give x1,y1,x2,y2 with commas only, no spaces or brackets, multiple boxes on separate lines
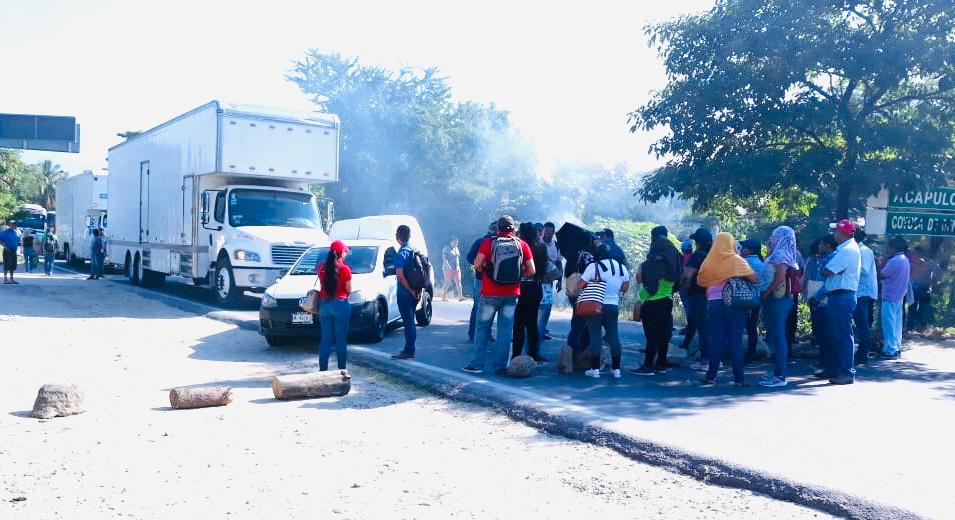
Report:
233,249,261,262
261,292,278,308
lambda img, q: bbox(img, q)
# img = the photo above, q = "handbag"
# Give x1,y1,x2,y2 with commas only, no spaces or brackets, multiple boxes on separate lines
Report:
722,277,759,309
565,272,582,298
299,282,321,314
575,264,605,318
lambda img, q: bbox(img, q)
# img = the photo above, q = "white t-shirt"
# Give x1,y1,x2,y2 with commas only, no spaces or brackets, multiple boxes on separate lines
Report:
582,259,630,306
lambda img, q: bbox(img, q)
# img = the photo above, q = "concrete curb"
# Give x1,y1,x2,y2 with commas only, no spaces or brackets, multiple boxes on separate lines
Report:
67,267,920,520
347,346,921,520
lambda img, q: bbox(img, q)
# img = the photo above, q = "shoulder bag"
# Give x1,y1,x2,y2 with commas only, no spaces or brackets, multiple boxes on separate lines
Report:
575,264,606,318
722,277,759,309
300,281,321,314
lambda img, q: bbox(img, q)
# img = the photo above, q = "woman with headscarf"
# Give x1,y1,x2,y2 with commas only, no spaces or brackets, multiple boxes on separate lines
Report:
758,226,800,387
632,226,683,375
697,232,758,386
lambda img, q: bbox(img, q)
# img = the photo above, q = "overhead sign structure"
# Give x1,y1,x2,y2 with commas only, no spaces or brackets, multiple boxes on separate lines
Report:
866,187,955,237
0,113,80,153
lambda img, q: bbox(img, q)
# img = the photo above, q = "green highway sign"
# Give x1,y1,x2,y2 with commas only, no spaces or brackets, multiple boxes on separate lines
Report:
886,211,955,237
889,187,955,211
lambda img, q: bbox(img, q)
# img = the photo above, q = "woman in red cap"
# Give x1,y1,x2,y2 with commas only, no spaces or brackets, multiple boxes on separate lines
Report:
317,240,353,370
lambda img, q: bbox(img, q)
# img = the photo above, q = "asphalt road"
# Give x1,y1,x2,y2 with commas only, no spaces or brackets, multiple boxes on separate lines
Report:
59,260,953,518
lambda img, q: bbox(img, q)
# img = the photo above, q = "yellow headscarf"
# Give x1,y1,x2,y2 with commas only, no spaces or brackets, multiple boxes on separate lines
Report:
697,232,755,288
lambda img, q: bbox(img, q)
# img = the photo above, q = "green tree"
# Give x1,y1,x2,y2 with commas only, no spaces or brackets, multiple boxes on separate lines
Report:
288,51,540,251
0,149,25,220
631,0,955,219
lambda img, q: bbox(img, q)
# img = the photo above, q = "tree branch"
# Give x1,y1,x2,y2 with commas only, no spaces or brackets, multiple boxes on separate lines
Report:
872,86,955,114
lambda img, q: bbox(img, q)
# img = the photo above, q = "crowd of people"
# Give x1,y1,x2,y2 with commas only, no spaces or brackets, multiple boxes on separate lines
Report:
403,215,937,386
0,221,60,283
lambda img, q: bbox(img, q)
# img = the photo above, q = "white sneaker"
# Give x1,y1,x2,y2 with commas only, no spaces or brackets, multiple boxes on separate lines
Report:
759,376,788,388
611,369,622,379
585,369,601,379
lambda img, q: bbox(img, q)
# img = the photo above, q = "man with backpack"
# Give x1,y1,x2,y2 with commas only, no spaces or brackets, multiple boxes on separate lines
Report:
391,224,430,360
462,215,536,375
42,228,57,276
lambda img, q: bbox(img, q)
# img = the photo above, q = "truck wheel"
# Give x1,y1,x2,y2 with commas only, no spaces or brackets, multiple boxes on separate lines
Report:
265,335,290,348
214,258,240,308
415,290,433,326
367,300,388,343
141,269,166,288
129,253,142,285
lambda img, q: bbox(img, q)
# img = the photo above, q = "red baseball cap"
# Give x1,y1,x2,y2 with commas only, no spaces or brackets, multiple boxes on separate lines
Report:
829,219,856,234
329,240,350,255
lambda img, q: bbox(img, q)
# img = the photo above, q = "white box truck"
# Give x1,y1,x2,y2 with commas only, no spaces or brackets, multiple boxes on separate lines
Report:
55,170,108,266
107,101,339,306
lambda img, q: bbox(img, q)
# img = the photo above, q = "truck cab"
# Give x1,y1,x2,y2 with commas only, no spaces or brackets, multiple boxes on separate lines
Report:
198,184,333,305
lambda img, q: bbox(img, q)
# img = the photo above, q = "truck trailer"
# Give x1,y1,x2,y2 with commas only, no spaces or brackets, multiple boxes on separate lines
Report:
55,170,108,266
107,101,339,306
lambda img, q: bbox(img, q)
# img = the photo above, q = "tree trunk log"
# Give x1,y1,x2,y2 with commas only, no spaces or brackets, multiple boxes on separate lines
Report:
272,370,351,400
168,386,233,409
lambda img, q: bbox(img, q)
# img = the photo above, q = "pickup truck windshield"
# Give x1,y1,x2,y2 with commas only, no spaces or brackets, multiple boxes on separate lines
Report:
291,246,378,275
228,189,320,229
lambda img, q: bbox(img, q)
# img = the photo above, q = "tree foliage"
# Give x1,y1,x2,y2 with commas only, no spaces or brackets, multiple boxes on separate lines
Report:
631,0,955,219
288,51,540,250
0,150,67,220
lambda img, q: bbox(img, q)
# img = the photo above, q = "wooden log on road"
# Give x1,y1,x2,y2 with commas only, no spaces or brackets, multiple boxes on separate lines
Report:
272,370,351,400
168,386,233,409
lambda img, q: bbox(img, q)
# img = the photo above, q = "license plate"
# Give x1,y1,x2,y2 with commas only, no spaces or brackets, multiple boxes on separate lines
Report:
291,312,313,325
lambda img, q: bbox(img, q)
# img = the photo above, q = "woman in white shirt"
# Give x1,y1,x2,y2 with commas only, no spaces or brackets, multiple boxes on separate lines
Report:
577,244,630,379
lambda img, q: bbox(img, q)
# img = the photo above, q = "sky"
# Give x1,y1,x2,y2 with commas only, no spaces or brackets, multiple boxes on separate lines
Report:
1,0,714,177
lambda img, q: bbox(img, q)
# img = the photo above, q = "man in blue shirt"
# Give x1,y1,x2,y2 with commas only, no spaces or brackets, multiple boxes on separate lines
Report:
391,225,419,360
597,229,629,269
466,222,497,342
853,229,878,364
1,221,20,284
820,220,862,385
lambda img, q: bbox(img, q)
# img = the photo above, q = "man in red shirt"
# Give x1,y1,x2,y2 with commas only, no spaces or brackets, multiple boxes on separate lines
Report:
462,216,536,375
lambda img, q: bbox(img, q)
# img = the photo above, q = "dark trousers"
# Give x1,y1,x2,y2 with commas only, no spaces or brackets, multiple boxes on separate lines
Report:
745,306,761,362
682,293,709,357
706,300,746,383
512,282,543,359
823,291,857,379
853,296,875,361
907,285,932,331
641,298,673,369
567,296,591,356
786,295,798,356
811,304,828,368
587,305,622,370
397,291,417,354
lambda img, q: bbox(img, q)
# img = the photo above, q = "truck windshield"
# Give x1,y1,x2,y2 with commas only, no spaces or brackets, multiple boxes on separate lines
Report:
290,246,378,275
228,189,320,229
13,212,46,231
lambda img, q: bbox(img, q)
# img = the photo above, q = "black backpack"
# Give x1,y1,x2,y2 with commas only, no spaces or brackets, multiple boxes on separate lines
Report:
405,250,432,291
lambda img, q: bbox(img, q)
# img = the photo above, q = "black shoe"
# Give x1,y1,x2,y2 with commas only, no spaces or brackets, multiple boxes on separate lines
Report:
391,351,415,360
542,335,553,341
87,276,94,280
814,371,835,379
461,366,483,374
829,375,854,385
494,367,509,376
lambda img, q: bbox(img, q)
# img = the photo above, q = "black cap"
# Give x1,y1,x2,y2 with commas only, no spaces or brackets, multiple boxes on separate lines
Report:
689,227,712,243
739,239,761,253
651,225,668,239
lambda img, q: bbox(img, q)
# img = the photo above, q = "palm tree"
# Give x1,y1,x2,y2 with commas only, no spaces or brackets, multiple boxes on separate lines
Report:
38,160,66,210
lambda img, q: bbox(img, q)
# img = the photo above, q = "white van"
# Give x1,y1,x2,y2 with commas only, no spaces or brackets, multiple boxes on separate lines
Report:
258,215,434,346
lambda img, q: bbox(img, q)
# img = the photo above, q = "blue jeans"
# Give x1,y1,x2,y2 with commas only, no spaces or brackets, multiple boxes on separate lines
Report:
587,304,622,370
318,298,350,370
706,300,746,383
92,254,105,277
44,252,54,274
468,295,517,370
683,293,710,357
764,295,793,379
24,248,36,272
538,303,553,338
397,291,417,354
853,296,875,360
823,291,857,379
881,300,904,356
468,278,493,339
